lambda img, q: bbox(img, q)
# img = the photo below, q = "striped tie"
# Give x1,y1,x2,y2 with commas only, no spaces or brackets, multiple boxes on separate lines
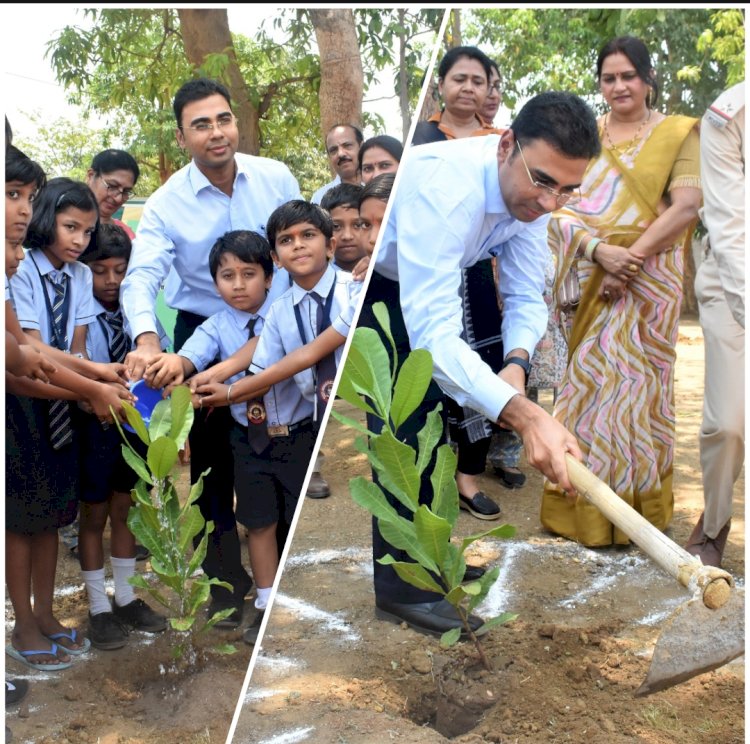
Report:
105,310,128,363
47,271,73,450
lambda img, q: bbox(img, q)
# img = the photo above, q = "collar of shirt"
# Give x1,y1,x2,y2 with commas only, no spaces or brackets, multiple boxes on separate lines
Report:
291,263,336,306
225,291,276,330
482,138,508,218
187,155,248,196
32,249,74,280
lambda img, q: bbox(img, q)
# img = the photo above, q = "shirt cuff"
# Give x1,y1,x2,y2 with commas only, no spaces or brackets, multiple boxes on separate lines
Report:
503,328,540,359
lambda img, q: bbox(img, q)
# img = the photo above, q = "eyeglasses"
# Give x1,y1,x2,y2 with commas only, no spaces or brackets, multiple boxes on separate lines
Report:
99,176,134,202
184,114,238,133
515,141,581,207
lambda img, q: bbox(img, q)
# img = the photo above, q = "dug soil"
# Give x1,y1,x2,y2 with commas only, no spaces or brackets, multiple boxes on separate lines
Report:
233,318,744,744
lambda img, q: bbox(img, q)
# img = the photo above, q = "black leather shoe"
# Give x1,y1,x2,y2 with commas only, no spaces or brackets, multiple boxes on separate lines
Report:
459,491,501,520
208,599,244,629
375,598,485,638
494,465,526,489
463,565,486,582
306,471,331,499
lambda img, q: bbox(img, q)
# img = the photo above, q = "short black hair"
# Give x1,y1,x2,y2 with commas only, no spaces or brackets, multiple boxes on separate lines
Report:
438,46,492,83
208,230,273,281
325,123,364,146
79,222,131,264
359,172,395,208
357,135,403,171
174,77,232,128
597,36,659,108
25,177,99,252
266,200,334,250
511,92,601,161
90,149,140,184
6,145,46,191
321,183,363,212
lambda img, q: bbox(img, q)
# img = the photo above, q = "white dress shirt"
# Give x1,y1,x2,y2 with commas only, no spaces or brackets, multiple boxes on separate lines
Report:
121,152,301,339
374,135,549,422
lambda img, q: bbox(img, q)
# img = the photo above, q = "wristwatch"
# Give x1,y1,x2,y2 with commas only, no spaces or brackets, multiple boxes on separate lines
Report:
502,356,531,384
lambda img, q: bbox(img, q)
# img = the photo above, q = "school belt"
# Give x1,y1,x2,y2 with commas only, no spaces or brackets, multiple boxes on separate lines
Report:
234,417,314,439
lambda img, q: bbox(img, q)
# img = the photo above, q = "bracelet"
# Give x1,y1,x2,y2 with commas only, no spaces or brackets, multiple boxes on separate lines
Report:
584,237,602,262
226,384,234,404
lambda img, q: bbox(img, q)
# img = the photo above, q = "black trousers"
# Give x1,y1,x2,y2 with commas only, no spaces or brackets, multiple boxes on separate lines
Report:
359,272,447,604
175,310,252,603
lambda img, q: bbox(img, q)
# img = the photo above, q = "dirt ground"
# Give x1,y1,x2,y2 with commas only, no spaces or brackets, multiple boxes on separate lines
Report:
4,318,744,744
232,317,745,744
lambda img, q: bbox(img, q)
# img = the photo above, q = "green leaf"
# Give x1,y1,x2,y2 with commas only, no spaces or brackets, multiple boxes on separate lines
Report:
127,574,151,590
330,408,376,438
442,542,466,590
148,397,172,441
459,524,516,555
415,405,444,476
121,446,152,485
378,556,445,594
444,584,469,607
334,370,376,416
429,443,459,524
119,400,150,445
147,436,179,480
168,385,193,448
440,626,461,648
371,429,420,511
390,349,433,430
345,327,392,416
211,643,238,655
371,301,397,376
414,505,450,566
350,477,401,523
178,504,206,552
131,479,153,507
475,612,518,634
170,617,196,632
377,518,439,574
467,566,502,612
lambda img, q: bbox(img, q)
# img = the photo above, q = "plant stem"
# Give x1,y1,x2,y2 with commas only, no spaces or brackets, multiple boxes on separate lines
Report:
459,605,493,672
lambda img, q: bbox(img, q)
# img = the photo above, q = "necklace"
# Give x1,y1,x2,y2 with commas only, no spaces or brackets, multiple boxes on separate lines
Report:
604,109,652,154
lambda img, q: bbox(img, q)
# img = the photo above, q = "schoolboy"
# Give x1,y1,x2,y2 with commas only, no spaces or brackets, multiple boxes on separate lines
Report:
77,223,169,649
145,230,277,629
320,183,367,274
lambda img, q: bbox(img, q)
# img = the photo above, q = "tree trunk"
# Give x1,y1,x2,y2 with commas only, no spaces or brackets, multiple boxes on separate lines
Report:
397,10,410,143
177,8,260,155
310,9,364,148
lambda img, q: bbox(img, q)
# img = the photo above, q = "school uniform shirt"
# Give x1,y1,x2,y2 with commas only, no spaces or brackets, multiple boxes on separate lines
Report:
86,298,171,363
250,263,360,418
11,249,97,347
374,135,549,423
121,152,301,339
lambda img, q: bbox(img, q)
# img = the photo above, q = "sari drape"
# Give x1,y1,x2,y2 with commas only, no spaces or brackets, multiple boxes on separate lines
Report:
541,115,700,546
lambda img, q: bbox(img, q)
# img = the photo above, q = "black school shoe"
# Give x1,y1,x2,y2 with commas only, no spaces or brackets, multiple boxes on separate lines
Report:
113,599,167,632
458,492,501,520
5,679,29,705
89,611,128,650
243,610,265,645
375,598,486,638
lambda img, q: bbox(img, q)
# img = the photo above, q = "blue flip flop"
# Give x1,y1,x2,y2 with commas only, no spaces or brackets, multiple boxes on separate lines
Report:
6,643,73,671
45,629,91,656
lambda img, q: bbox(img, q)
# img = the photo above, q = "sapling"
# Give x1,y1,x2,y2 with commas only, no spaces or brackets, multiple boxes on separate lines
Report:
113,384,236,659
331,302,517,670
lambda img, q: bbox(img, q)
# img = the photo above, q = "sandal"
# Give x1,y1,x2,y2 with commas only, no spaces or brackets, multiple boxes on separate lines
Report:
6,643,73,671
45,628,91,656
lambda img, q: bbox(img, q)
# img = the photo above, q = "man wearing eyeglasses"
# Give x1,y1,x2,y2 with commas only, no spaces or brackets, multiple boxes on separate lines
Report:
121,77,301,628
362,91,602,637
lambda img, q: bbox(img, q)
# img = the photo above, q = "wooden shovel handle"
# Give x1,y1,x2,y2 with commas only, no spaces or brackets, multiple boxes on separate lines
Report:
565,454,733,608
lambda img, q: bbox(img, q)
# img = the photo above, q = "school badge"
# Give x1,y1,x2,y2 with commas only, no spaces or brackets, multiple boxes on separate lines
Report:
320,379,335,403
247,400,267,425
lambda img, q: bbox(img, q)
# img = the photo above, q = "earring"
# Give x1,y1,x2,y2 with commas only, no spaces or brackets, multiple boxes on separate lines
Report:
646,87,653,109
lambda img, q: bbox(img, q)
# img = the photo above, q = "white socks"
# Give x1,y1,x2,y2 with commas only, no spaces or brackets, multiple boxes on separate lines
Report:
81,568,111,616
255,587,272,611
110,556,137,608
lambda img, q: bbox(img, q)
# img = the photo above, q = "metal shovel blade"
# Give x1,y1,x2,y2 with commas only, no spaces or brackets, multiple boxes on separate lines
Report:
635,587,745,696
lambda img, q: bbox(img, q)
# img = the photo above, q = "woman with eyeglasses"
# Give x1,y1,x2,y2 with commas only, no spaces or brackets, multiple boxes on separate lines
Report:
541,36,702,546
86,150,140,239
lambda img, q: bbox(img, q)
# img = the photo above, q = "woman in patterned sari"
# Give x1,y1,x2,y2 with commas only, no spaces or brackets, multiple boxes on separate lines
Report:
541,36,702,546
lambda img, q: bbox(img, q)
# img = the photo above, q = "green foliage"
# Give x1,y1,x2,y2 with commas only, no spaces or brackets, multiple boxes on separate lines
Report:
332,303,517,656
460,7,744,118
113,385,237,658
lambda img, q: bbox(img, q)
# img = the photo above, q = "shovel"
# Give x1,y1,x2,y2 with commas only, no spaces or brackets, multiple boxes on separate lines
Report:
565,454,744,696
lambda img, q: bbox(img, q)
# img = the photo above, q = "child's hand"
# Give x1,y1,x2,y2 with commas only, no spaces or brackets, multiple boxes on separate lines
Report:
87,381,135,423
351,255,370,282
16,345,56,383
85,360,129,387
187,367,225,393
193,381,230,407
144,353,185,390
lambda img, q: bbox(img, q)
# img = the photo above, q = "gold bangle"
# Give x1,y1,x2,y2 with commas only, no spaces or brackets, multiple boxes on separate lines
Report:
226,384,234,404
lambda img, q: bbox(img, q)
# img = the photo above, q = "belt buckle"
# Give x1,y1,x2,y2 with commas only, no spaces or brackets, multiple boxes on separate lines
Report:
267,424,289,438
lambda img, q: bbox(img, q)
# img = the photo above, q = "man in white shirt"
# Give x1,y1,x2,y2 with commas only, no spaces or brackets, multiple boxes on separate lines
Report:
364,91,601,636
684,81,745,568
311,124,364,204
121,78,301,627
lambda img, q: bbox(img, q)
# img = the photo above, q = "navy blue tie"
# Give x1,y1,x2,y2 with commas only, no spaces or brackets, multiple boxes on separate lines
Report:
47,272,73,449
